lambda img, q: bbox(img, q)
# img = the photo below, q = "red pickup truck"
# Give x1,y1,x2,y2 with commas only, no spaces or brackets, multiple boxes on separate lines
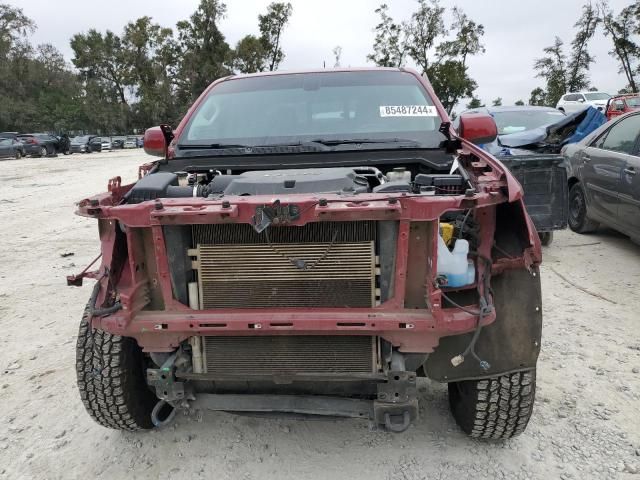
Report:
605,94,640,120
70,68,544,438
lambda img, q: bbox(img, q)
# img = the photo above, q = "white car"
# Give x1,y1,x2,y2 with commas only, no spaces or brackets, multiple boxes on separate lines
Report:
556,92,611,113
124,137,137,148
100,137,111,151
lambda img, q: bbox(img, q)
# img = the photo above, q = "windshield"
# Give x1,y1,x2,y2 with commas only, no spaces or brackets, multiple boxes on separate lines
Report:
180,71,444,149
72,136,90,143
584,92,611,101
625,97,640,107
492,110,565,135
0,139,11,145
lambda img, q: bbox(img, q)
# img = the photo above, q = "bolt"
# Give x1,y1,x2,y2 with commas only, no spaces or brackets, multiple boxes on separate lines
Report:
379,393,387,400
388,198,398,205
154,200,164,210
221,200,231,209
318,198,328,207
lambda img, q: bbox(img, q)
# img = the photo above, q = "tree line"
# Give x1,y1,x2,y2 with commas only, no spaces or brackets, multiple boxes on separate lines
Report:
0,0,293,134
2,0,640,135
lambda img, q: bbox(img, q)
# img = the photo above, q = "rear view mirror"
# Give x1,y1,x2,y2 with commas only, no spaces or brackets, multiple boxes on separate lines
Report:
457,113,498,145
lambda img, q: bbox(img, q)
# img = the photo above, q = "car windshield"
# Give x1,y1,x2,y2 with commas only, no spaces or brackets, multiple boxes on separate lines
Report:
492,110,565,135
625,97,640,107
180,71,444,150
0,139,11,145
584,92,611,101
73,136,90,142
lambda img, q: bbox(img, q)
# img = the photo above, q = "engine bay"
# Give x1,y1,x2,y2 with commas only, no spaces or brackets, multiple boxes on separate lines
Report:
126,165,470,203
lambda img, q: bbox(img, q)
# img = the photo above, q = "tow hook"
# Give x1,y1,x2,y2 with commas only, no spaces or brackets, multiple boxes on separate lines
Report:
146,352,190,428
151,400,176,428
373,371,419,433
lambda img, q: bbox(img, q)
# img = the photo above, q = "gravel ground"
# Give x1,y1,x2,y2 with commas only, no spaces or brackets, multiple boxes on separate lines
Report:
1,149,639,480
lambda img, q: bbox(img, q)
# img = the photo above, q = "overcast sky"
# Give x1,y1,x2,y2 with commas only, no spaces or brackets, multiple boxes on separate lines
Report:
18,0,634,109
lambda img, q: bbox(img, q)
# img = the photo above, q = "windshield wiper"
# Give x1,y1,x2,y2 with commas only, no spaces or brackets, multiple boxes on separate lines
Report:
307,137,423,147
179,143,249,149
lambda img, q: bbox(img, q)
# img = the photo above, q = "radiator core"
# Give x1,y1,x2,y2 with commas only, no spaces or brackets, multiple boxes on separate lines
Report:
191,222,377,309
202,336,377,375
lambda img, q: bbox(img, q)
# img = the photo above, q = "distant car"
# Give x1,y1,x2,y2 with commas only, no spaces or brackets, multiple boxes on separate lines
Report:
0,132,20,140
111,139,125,149
101,137,112,151
556,92,611,113
124,137,137,148
563,110,640,243
0,138,26,159
604,94,640,120
70,135,103,153
17,133,61,157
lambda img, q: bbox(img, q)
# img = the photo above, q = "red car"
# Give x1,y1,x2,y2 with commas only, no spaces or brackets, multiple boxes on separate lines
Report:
605,94,640,120
70,68,545,438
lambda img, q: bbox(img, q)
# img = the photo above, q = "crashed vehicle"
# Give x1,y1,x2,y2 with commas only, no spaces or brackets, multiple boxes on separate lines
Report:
70,69,543,438
455,105,607,246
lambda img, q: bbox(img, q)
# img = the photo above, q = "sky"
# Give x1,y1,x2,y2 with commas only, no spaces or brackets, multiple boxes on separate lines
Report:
17,0,635,109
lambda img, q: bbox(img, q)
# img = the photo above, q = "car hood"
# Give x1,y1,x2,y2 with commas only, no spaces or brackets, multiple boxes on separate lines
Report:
497,107,606,150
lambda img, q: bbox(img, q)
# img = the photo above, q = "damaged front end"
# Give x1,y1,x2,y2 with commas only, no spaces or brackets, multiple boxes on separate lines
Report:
70,68,543,435
71,146,541,433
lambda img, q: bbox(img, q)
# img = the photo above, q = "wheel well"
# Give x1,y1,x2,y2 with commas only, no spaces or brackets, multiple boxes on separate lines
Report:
568,177,579,190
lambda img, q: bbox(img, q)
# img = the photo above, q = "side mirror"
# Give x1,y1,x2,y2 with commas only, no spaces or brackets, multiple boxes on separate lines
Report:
144,126,168,157
457,113,498,145
578,98,585,103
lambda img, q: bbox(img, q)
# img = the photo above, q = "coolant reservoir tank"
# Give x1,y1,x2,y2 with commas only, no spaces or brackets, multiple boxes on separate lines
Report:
437,235,475,287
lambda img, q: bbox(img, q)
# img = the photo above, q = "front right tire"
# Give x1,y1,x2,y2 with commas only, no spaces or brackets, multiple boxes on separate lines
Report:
76,305,157,431
448,371,536,439
568,183,599,233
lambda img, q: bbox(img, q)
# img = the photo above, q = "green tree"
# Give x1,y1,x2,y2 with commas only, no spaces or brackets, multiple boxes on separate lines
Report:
333,45,342,68
466,97,483,109
533,3,599,107
0,3,34,56
529,87,547,106
258,2,292,71
233,35,267,73
176,0,231,104
492,97,502,106
367,4,406,67
368,1,484,113
428,60,476,113
404,0,446,74
599,0,639,93
122,17,180,128
515,99,525,106
566,3,599,92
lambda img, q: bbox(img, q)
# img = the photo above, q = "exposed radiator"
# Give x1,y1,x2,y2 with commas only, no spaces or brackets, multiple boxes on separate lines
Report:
191,222,377,309
202,336,377,375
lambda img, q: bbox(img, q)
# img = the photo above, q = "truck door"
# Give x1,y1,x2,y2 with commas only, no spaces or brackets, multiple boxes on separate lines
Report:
582,114,640,222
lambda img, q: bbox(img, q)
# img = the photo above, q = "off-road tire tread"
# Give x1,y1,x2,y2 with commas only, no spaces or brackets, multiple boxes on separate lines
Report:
448,371,536,440
76,305,156,431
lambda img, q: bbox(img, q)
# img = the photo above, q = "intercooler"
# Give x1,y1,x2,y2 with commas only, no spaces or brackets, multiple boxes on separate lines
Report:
201,336,377,375
190,222,377,309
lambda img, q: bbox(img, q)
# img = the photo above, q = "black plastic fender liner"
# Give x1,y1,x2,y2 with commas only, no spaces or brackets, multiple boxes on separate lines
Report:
425,266,543,382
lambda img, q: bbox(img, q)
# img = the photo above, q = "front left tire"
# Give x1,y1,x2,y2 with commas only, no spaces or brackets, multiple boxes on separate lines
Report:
76,304,157,431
